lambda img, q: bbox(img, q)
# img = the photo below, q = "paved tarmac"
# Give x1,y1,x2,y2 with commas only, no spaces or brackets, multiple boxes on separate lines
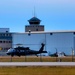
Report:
0,62,75,66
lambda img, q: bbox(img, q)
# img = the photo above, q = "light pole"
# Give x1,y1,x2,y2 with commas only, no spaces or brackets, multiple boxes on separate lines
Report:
25,55,27,62
24,30,31,62
28,30,31,36
55,48,58,62
39,32,46,62
10,56,12,62
45,33,46,51
40,53,42,62
71,47,74,62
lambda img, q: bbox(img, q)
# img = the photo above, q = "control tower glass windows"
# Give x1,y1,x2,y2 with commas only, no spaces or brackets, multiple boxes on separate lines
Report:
29,22,40,25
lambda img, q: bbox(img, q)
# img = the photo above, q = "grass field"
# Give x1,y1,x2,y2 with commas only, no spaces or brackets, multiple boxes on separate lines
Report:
0,66,75,75
0,56,75,75
0,56,75,62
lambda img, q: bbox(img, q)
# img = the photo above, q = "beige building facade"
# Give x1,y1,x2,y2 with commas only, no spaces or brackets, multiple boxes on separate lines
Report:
0,28,12,51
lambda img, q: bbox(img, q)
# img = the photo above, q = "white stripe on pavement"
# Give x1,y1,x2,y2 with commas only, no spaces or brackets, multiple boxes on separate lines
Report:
0,62,75,66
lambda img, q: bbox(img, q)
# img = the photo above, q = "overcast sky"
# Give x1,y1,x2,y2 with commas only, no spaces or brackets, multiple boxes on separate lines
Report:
0,0,75,32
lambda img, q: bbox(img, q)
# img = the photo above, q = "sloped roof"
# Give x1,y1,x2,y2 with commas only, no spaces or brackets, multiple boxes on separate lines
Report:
28,17,41,22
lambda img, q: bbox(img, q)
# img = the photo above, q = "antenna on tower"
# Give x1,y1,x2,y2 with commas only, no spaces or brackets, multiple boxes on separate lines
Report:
33,6,36,17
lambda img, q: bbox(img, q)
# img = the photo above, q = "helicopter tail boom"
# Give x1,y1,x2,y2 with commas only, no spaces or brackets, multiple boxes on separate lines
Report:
39,43,46,53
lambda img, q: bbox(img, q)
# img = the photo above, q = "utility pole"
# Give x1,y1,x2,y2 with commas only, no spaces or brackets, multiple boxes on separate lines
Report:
71,47,74,62
55,48,58,62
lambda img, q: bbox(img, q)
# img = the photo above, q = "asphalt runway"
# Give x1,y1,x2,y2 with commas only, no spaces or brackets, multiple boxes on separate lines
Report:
0,62,75,66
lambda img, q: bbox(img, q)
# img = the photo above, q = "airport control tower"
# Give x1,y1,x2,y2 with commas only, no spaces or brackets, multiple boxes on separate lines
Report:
25,17,44,32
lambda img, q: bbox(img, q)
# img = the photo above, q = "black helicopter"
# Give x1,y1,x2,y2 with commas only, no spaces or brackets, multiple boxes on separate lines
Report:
6,43,47,57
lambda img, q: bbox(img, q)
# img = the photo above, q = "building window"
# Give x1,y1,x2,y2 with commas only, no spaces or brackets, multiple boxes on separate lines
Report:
36,29,38,31
0,41,2,43
6,34,9,36
9,41,12,43
3,41,5,43
9,34,11,36
3,34,5,36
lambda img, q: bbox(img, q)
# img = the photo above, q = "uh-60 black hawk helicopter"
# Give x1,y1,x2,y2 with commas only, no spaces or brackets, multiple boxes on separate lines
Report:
6,43,47,57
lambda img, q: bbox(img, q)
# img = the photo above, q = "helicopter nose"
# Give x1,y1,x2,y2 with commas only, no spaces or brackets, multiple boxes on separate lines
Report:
6,52,10,55
6,48,14,55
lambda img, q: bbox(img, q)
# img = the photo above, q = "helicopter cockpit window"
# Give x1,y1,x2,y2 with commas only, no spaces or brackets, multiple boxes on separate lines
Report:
7,48,15,53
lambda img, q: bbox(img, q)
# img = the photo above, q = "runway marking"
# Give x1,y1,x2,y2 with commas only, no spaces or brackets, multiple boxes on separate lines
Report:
0,62,75,66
